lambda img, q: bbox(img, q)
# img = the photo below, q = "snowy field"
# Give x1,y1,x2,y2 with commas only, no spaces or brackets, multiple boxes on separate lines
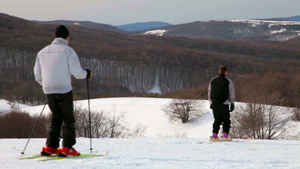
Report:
0,97,300,169
1,138,300,169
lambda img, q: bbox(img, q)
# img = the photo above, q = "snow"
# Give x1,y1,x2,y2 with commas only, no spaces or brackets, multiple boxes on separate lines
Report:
2,138,300,169
227,19,300,26
271,28,287,34
143,30,167,36
148,77,162,94
0,99,31,112
1,97,300,169
0,99,12,112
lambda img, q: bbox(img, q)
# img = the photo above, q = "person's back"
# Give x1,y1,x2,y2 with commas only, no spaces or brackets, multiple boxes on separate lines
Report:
209,73,230,104
35,37,86,94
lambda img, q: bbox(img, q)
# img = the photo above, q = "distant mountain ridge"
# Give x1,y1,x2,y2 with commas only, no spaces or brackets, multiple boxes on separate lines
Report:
116,21,171,31
140,19,300,41
264,15,300,21
35,20,124,32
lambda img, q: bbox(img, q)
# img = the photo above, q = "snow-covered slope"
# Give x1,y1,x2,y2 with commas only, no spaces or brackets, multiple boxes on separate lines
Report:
21,97,213,138
1,138,300,169
0,99,30,112
1,97,300,168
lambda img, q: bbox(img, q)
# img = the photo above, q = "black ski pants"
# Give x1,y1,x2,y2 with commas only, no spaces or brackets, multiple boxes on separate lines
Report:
212,103,231,134
46,91,76,148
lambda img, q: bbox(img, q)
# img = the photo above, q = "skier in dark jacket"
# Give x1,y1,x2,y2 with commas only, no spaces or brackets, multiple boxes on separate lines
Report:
34,25,92,156
208,65,235,141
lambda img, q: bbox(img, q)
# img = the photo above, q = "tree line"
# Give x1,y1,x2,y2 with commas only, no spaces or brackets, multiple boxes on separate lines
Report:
1,46,300,109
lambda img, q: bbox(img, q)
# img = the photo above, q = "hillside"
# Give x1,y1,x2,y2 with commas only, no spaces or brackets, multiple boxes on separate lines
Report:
141,20,300,41
1,97,300,168
1,13,300,107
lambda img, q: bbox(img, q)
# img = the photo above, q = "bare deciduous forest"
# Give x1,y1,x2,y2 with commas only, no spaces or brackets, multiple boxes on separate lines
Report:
0,13,300,108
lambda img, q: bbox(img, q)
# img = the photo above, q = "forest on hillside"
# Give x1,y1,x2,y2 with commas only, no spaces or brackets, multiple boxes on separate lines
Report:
0,13,300,108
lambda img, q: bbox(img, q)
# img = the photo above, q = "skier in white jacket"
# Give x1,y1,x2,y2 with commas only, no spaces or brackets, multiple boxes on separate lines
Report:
34,25,92,157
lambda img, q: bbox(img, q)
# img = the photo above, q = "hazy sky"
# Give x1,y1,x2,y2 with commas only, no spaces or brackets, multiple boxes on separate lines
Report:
1,0,300,25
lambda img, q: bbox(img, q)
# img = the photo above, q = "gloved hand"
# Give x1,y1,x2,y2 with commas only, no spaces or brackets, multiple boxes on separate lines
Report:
230,103,235,112
85,69,92,79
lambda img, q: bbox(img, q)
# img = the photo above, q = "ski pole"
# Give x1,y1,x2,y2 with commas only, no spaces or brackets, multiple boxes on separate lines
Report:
21,101,47,157
87,76,93,154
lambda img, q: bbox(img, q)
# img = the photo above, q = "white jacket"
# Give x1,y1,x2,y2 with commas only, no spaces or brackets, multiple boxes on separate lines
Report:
34,38,87,94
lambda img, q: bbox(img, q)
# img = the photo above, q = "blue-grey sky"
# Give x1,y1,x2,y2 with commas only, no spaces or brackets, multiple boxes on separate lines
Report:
1,0,299,25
